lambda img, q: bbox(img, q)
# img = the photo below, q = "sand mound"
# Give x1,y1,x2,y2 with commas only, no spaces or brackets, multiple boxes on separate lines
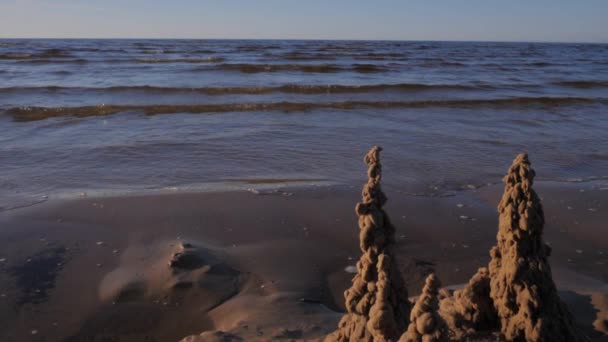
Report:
328,146,411,342
181,289,340,341
99,240,242,311
400,274,448,342
439,267,496,339
169,243,208,270
181,330,243,342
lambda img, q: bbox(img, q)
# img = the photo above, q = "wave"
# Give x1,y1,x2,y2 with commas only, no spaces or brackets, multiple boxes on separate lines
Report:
135,57,225,63
0,83,485,95
316,46,360,53
140,49,181,54
16,58,89,64
518,61,570,68
353,53,406,61
272,52,405,61
212,63,388,73
4,56,224,64
420,60,467,67
553,80,608,89
5,97,605,122
73,48,128,53
0,49,72,60
214,63,340,73
0,53,32,60
191,49,218,54
2,57,390,72
37,48,73,58
236,45,282,52
439,61,467,67
275,53,337,61
352,64,389,73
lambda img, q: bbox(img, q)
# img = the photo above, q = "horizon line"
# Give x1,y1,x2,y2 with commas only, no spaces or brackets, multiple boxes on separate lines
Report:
1,37,607,45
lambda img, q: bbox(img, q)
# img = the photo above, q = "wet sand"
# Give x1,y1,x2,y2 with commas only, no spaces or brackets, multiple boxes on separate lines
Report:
0,181,606,341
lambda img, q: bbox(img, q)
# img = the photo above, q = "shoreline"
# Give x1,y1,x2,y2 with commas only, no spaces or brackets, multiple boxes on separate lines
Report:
2,175,606,214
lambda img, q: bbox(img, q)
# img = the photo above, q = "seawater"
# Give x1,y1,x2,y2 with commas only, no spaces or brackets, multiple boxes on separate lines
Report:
1,39,607,208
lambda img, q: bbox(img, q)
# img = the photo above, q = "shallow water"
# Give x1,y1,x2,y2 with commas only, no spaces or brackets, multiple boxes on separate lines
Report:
1,39,607,207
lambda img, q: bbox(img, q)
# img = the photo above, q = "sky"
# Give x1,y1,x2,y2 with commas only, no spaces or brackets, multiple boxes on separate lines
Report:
0,0,607,42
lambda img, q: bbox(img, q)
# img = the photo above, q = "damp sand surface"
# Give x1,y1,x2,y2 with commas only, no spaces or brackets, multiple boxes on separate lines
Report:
0,182,607,341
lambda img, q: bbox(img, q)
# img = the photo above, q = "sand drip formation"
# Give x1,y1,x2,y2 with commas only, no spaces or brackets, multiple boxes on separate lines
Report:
329,150,588,342
486,153,586,342
329,146,411,342
400,274,448,342
440,153,588,341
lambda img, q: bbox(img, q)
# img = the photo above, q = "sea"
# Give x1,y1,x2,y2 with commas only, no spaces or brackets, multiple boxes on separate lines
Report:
1,39,607,209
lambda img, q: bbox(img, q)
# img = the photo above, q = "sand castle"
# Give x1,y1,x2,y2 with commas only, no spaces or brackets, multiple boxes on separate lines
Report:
486,153,586,341
330,150,589,342
400,274,448,342
329,146,411,342
440,153,587,341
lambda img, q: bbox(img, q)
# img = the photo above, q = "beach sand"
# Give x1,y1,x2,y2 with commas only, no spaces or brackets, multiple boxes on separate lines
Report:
0,181,606,341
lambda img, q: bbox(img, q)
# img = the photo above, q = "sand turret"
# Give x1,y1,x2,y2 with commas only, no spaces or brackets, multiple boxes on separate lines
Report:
329,146,410,342
487,153,586,341
439,267,496,339
400,274,448,342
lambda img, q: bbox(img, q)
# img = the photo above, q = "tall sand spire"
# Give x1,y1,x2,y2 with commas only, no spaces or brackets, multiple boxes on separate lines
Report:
328,146,410,342
400,273,448,342
488,153,586,342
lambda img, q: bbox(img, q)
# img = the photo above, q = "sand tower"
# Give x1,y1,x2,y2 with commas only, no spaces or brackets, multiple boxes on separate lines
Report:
329,146,411,342
487,153,586,342
400,273,448,342
438,266,496,339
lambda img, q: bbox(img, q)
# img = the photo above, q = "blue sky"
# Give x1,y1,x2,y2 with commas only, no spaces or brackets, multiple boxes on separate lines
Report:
0,0,606,42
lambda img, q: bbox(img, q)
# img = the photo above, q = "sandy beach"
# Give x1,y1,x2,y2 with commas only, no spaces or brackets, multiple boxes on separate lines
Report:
1,2,607,340
0,176,606,341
